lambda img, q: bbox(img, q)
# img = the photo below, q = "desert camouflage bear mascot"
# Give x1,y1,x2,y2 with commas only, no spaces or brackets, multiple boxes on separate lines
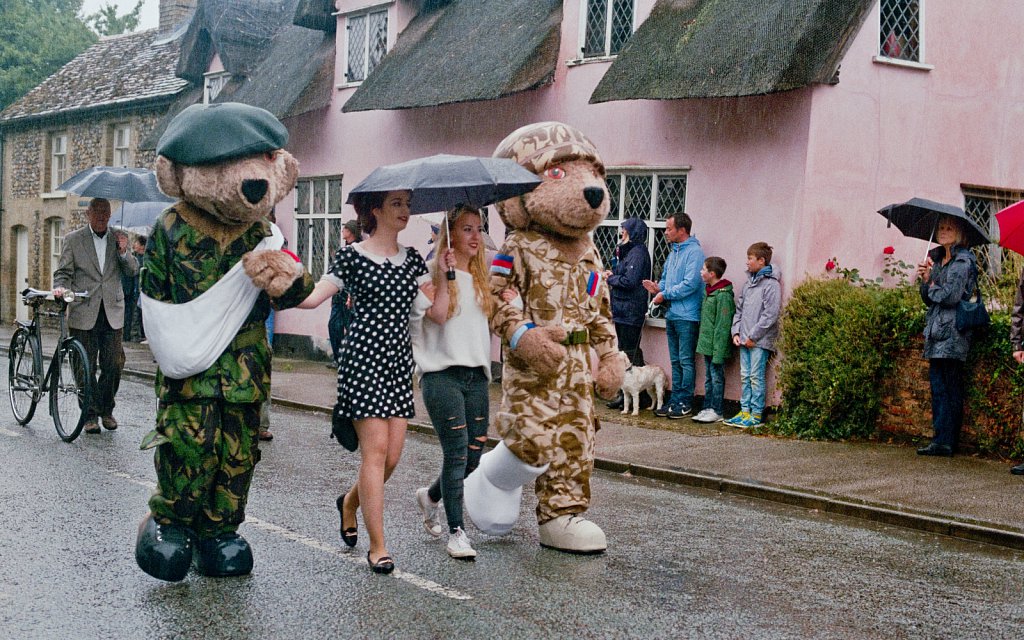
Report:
464,122,625,553
134,103,314,581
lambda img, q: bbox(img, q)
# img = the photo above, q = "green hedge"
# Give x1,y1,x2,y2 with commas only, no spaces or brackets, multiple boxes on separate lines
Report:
772,277,1024,456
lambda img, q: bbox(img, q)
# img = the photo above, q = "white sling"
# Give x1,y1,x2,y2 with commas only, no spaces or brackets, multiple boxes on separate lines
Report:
141,223,285,379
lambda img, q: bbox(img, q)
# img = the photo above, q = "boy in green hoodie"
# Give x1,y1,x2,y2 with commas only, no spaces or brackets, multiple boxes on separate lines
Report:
693,257,735,423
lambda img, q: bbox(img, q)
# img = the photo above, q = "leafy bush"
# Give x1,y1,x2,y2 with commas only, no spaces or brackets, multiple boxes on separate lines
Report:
963,314,1024,458
772,278,924,440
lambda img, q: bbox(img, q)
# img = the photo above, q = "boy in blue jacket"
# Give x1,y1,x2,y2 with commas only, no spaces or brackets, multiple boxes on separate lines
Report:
725,242,781,429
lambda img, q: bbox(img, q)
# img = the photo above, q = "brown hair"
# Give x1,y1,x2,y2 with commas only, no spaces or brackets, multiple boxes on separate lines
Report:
433,206,493,320
704,256,726,278
351,191,387,236
747,241,773,264
668,212,692,234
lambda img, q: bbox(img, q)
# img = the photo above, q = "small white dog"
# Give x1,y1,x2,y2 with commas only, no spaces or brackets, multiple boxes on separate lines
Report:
619,357,668,416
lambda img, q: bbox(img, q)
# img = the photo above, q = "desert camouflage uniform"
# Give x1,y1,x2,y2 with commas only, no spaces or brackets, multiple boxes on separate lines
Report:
139,203,314,537
490,230,618,524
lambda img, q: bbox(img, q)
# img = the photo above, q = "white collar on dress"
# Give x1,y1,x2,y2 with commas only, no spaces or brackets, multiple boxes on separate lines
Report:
352,242,407,266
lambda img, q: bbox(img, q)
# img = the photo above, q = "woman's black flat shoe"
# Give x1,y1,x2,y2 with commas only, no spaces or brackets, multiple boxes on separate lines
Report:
336,495,358,547
367,552,394,574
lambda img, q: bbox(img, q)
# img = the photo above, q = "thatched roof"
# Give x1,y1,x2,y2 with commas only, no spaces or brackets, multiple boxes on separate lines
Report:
292,0,336,32
590,0,875,103
141,0,334,149
0,29,187,125
342,0,562,113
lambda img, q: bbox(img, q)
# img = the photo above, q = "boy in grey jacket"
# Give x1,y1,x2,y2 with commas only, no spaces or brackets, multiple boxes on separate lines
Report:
724,242,781,429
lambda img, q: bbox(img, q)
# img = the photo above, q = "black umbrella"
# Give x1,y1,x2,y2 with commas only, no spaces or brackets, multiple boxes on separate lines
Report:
878,197,990,249
57,166,174,203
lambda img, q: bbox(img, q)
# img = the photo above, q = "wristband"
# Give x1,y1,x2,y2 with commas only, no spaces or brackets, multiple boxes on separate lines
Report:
510,322,536,350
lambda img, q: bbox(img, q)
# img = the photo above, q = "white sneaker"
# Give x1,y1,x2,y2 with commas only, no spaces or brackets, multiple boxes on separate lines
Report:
693,409,724,423
415,487,444,537
446,527,477,560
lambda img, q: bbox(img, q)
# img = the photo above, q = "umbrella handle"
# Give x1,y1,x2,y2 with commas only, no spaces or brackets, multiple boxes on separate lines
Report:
445,214,456,280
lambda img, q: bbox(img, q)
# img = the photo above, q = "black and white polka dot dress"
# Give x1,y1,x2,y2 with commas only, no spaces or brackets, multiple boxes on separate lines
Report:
324,243,428,420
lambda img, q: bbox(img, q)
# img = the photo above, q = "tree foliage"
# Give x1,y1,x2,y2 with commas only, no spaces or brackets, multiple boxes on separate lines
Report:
0,0,97,111
86,1,144,36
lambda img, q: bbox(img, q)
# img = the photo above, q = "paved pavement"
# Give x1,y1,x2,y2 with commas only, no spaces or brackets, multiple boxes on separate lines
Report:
4,324,1022,549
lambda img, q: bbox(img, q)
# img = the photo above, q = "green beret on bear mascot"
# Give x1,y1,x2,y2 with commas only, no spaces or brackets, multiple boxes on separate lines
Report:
463,122,626,554
135,103,315,581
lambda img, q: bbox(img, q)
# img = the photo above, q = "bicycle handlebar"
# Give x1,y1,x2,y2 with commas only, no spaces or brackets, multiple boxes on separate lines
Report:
21,288,90,304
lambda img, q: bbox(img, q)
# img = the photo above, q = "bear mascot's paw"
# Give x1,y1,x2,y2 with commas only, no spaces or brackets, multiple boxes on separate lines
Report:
510,325,568,379
594,350,628,400
243,249,302,298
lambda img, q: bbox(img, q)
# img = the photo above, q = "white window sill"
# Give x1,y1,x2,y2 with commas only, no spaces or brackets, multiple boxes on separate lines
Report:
645,317,666,330
872,55,934,71
336,81,364,90
566,55,617,68
41,191,67,200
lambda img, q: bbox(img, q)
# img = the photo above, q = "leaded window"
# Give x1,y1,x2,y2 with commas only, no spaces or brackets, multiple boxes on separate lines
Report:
594,170,687,284
964,188,1023,276
346,8,388,83
295,176,344,279
879,0,921,62
582,0,634,59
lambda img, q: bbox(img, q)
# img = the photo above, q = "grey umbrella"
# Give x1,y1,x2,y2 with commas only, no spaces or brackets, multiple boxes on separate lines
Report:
110,200,173,231
878,197,990,254
57,166,175,204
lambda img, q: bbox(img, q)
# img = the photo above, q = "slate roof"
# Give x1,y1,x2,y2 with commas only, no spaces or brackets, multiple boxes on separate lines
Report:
342,0,562,112
590,0,875,103
0,29,188,125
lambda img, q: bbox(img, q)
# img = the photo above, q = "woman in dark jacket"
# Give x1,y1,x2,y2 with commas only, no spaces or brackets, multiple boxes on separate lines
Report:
915,215,979,457
604,217,652,409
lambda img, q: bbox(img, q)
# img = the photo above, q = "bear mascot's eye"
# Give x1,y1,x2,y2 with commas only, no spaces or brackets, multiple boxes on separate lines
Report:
543,167,566,180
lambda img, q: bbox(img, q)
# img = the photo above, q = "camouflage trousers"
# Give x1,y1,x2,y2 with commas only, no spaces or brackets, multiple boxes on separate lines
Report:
145,399,261,538
498,344,596,524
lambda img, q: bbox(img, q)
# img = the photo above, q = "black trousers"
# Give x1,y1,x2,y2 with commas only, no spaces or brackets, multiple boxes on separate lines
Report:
615,322,645,366
71,305,125,420
928,358,965,450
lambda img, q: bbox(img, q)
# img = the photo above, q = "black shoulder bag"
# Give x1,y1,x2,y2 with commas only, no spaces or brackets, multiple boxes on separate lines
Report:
956,279,990,332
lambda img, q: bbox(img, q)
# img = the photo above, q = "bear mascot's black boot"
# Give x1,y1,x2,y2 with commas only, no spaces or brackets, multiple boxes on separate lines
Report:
135,514,196,582
192,533,254,577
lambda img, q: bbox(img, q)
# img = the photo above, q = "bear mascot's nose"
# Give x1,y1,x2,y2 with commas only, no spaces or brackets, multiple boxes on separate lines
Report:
583,187,605,209
242,179,269,205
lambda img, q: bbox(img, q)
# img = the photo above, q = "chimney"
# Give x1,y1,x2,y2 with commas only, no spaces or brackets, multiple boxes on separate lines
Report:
159,0,198,33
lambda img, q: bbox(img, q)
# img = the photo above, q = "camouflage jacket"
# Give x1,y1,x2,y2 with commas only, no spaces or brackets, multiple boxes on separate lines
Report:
489,230,618,363
140,202,314,403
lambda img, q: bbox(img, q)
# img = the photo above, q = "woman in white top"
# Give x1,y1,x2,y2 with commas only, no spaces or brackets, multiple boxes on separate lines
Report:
410,206,494,560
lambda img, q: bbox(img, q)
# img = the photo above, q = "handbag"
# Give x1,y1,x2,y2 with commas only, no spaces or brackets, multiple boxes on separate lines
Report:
331,400,359,451
956,285,990,332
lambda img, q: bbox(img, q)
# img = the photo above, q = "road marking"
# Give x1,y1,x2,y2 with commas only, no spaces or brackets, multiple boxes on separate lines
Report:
0,427,23,437
107,469,473,601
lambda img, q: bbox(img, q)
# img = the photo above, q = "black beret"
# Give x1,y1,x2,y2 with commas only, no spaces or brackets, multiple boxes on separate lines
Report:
156,102,288,165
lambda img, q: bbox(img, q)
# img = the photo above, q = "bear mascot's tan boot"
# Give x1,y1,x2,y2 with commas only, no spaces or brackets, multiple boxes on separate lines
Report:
538,515,607,554
463,441,549,536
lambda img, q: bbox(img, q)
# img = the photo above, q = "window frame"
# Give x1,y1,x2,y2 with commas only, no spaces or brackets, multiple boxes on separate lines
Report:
595,167,690,327
47,132,68,194
962,185,1024,277
112,123,132,167
203,71,231,104
574,0,636,63
48,218,64,287
294,175,346,280
340,3,390,87
874,0,934,70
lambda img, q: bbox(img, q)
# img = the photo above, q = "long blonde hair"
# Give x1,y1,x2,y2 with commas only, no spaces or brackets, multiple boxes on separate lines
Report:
433,206,493,320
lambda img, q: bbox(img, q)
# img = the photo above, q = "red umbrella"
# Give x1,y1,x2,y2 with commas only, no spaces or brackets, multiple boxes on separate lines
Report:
995,200,1024,256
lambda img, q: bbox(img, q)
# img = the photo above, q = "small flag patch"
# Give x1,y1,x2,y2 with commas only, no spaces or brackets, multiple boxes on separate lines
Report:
586,271,602,296
491,253,514,276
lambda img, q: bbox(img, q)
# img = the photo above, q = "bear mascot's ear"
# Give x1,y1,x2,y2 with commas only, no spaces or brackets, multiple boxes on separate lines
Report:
494,196,531,231
155,156,183,199
275,150,300,198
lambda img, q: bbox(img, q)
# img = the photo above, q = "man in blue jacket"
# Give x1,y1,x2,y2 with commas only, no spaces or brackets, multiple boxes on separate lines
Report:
643,212,705,418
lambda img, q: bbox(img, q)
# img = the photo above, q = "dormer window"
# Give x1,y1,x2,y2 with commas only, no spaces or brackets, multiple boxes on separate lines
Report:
204,71,231,104
581,0,634,59
345,6,388,84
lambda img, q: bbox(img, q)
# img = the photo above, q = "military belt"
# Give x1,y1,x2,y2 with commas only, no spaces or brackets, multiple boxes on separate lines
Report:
230,325,268,351
561,329,589,346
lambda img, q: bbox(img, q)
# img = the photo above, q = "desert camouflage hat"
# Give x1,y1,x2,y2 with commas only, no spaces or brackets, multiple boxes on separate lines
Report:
493,121,604,176
157,102,288,165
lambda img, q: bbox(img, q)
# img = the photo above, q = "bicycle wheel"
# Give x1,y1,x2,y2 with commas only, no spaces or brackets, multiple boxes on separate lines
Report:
8,328,42,425
50,339,93,443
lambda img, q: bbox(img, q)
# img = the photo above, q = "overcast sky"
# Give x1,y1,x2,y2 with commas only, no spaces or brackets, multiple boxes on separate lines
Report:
80,0,161,31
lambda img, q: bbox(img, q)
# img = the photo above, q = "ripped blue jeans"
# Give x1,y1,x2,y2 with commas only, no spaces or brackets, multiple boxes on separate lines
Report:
422,366,490,532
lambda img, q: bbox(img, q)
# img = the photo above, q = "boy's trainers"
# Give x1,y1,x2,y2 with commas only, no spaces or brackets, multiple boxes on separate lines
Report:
653,405,672,418
667,405,691,419
693,409,724,423
415,487,444,537
740,414,764,429
724,411,750,426
446,527,477,560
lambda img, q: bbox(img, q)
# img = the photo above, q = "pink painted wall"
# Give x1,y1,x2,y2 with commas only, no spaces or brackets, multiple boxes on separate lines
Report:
273,0,1024,404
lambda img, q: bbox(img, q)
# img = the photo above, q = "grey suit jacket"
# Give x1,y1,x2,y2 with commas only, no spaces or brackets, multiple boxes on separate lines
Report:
53,226,139,331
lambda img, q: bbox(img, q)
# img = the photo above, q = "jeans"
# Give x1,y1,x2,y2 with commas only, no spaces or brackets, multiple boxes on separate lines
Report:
666,319,699,409
421,366,490,532
70,305,124,420
929,358,964,449
739,346,769,418
703,355,725,414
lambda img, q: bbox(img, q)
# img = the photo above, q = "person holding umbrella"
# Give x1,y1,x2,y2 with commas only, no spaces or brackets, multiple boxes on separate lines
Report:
296,190,447,574
915,215,981,457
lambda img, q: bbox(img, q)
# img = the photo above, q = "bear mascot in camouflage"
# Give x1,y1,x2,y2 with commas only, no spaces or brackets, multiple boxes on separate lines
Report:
134,102,314,581
463,122,625,554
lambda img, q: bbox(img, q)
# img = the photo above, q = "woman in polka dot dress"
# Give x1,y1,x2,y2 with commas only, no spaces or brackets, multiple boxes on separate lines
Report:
297,189,445,574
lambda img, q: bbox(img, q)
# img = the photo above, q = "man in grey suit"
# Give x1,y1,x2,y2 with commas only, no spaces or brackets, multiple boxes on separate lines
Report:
53,198,138,434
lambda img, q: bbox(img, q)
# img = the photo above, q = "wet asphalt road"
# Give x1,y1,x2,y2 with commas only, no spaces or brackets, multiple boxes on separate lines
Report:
1,363,1023,639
